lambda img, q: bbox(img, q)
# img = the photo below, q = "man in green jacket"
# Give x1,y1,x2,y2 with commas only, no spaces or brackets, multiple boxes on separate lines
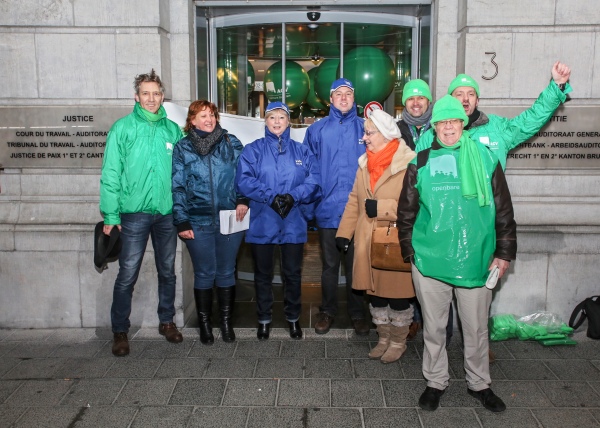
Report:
100,69,184,357
416,61,572,169
398,95,517,413
414,61,571,353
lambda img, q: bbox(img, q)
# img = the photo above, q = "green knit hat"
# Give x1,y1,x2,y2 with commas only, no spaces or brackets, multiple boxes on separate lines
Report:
448,74,480,97
431,95,469,125
402,79,432,105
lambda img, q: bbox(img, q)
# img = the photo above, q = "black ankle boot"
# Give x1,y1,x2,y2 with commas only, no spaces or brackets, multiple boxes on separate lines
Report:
257,323,271,340
288,321,303,339
194,288,214,345
217,286,236,342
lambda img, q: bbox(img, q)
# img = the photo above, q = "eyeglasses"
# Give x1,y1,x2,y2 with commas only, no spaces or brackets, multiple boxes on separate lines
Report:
436,119,463,127
364,130,379,137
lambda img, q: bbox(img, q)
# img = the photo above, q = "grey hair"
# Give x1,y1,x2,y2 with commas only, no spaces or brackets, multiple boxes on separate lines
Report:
133,69,165,95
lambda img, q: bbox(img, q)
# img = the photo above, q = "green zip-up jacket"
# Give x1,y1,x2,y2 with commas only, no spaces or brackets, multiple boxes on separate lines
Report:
100,103,183,225
415,80,572,170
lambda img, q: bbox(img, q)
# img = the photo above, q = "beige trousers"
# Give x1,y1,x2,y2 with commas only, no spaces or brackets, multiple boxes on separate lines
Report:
412,265,492,391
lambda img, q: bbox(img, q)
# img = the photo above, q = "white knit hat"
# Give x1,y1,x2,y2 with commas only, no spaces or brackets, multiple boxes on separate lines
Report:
369,109,401,141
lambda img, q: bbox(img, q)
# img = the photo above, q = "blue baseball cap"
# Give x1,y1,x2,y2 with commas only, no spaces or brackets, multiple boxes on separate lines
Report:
330,78,354,94
265,101,290,116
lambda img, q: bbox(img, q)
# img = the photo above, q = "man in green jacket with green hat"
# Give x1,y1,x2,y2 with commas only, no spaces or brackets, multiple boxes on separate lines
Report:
100,69,183,357
398,95,517,413
416,61,572,169
415,61,571,353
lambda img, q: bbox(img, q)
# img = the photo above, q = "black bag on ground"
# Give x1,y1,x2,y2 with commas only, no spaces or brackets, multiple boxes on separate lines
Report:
568,296,600,339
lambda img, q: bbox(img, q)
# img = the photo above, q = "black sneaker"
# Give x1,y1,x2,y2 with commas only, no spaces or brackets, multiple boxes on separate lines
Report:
418,386,445,411
468,388,506,412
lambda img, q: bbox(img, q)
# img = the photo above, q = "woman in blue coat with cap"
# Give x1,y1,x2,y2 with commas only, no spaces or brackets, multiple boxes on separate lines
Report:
236,101,320,340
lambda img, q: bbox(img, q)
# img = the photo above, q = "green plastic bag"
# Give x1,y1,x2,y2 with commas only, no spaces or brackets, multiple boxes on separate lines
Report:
489,314,518,341
489,312,574,343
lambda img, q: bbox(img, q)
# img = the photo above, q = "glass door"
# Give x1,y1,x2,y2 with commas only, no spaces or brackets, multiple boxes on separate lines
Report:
199,9,428,122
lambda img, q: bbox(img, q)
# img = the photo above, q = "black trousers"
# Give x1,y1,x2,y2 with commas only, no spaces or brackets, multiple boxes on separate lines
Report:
251,243,303,323
318,228,366,320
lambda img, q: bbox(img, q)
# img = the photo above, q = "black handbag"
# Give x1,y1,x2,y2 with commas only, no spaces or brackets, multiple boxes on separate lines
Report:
568,296,600,340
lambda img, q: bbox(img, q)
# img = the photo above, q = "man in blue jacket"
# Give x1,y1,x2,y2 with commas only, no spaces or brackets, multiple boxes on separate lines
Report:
304,78,369,335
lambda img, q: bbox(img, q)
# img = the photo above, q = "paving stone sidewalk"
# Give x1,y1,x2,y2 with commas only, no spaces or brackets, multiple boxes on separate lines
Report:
0,328,599,427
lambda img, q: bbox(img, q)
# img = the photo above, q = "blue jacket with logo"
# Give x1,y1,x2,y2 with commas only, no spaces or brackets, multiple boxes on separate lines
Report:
303,104,365,228
236,127,320,244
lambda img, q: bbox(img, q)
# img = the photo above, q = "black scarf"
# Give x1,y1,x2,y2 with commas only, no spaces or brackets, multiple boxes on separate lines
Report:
188,123,225,156
464,109,481,130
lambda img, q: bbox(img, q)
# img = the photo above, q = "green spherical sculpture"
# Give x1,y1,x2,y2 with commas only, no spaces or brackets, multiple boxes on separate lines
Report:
217,57,256,108
342,47,395,107
306,67,328,110
313,59,340,106
264,60,310,109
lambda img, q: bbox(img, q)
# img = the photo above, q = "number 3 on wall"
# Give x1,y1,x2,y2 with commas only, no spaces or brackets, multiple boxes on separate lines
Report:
482,52,498,80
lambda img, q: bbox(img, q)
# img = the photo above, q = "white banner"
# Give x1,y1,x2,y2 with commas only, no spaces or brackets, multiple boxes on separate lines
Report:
164,102,309,146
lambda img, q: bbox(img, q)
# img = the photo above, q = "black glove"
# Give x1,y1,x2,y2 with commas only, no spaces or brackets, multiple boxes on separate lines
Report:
270,194,295,219
279,194,294,219
270,195,284,216
335,237,350,252
365,199,378,218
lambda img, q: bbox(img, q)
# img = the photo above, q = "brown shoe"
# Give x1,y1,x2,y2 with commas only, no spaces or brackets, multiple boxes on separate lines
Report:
112,332,129,357
314,312,334,335
407,321,421,340
159,322,183,343
351,318,370,336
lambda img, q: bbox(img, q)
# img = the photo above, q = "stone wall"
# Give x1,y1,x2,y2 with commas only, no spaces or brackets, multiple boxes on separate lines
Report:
0,0,194,328
432,0,600,322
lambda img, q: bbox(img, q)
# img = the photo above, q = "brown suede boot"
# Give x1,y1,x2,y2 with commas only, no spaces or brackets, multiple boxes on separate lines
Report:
369,323,391,359
380,325,410,363
380,306,413,364
368,305,390,359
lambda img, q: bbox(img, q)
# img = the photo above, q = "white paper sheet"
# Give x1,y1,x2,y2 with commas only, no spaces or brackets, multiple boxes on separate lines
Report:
219,209,250,235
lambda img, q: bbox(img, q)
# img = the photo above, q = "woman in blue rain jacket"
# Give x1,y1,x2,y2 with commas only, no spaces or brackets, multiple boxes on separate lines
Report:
236,102,320,341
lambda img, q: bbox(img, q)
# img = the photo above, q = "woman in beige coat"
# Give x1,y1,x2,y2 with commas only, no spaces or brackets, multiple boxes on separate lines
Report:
336,109,416,363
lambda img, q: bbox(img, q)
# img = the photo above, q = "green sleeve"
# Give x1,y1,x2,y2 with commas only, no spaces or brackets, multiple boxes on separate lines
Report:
99,122,125,225
502,80,571,152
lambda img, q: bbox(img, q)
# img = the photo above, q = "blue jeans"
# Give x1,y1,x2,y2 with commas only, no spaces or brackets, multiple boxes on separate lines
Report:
184,225,244,290
111,213,177,333
251,243,303,323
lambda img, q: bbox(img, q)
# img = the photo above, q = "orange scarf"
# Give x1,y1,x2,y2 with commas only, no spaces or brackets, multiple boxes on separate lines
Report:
366,138,399,192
